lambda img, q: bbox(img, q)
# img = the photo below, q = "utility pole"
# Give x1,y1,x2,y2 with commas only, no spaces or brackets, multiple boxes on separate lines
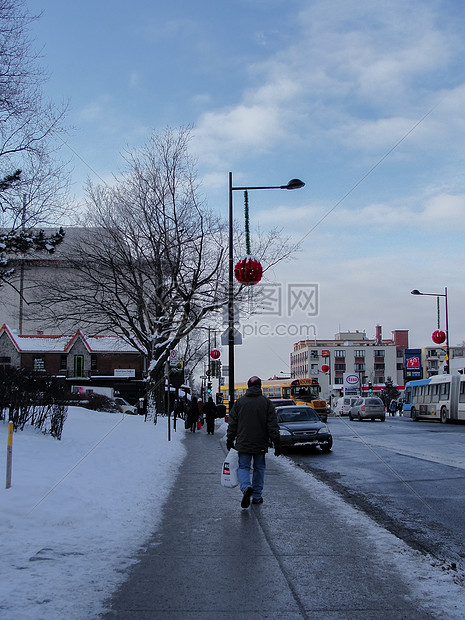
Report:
18,195,27,333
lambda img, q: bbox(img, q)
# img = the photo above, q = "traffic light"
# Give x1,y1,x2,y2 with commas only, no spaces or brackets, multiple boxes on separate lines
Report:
207,382,212,394
211,359,222,378
368,381,373,393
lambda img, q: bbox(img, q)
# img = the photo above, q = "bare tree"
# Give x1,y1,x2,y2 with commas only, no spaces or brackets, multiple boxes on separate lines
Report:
0,1,67,177
33,127,293,405
0,150,71,230
0,1,69,299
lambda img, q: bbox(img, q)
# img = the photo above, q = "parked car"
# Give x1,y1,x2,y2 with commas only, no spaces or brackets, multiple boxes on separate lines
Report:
275,406,333,452
114,397,137,415
349,397,385,422
269,398,296,407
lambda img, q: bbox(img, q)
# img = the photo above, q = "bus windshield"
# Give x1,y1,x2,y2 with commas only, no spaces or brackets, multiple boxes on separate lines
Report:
290,384,320,401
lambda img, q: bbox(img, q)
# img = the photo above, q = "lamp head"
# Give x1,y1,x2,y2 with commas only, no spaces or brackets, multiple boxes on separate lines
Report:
283,178,305,190
411,289,422,295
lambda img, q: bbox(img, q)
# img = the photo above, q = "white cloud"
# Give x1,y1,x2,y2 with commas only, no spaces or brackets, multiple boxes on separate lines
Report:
422,194,465,228
194,103,288,167
256,187,465,240
193,0,465,174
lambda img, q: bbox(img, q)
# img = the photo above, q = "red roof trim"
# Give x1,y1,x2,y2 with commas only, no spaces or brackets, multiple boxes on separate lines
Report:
0,323,21,352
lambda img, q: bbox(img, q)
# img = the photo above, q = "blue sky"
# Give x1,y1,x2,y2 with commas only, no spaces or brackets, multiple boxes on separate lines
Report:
30,0,465,381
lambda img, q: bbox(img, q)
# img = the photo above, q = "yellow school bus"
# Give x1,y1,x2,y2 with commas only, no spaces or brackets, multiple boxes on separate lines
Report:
289,378,330,421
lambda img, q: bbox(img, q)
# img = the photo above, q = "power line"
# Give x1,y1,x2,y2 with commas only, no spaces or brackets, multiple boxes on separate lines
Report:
293,102,440,251
54,132,110,187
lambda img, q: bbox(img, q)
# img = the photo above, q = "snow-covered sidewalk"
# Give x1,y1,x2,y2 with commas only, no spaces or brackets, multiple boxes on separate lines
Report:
0,407,185,619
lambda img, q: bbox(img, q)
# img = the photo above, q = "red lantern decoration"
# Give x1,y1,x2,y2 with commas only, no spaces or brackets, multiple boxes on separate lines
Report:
234,256,263,286
210,349,221,359
321,364,330,373
432,330,446,344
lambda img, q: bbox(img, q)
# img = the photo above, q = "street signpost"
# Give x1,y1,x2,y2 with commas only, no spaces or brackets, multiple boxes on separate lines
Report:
221,328,242,345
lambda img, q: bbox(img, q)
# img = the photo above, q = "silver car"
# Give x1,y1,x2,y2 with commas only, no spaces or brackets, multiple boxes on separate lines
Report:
349,397,385,422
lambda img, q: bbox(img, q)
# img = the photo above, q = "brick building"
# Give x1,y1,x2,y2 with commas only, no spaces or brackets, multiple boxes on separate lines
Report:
290,325,409,402
0,324,147,402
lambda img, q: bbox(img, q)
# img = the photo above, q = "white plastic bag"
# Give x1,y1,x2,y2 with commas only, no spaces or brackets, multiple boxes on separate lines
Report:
221,448,239,488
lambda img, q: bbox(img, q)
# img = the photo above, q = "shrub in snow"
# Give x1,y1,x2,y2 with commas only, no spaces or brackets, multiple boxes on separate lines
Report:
0,367,68,439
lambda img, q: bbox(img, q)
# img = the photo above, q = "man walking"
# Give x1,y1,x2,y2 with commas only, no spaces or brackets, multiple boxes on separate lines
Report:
226,376,281,508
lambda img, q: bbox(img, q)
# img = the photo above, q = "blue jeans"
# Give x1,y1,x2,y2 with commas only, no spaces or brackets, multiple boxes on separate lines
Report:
238,452,266,499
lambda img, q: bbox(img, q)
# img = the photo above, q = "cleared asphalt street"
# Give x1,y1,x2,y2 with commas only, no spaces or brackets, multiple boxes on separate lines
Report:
287,415,465,565
100,421,462,619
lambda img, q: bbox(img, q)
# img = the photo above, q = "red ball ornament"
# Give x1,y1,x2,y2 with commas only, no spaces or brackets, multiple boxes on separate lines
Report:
234,256,263,285
432,330,446,344
210,349,221,359
321,364,330,373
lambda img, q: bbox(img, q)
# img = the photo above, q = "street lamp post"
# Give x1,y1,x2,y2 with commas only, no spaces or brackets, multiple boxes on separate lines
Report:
228,172,305,413
411,287,450,373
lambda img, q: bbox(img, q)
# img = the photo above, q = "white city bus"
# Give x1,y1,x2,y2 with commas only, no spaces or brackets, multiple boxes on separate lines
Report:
403,374,465,423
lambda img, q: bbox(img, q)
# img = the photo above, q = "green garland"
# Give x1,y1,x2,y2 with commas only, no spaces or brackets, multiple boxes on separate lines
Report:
244,190,251,255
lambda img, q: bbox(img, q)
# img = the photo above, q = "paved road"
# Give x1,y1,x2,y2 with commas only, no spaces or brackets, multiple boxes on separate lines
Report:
101,421,452,619
287,415,465,564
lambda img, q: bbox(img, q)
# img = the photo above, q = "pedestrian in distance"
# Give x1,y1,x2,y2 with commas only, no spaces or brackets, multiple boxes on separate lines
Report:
198,398,204,427
226,376,281,508
186,397,199,432
204,396,217,435
389,399,397,416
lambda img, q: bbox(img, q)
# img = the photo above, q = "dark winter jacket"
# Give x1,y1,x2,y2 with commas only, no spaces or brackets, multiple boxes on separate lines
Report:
187,399,199,425
204,398,217,421
227,385,280,454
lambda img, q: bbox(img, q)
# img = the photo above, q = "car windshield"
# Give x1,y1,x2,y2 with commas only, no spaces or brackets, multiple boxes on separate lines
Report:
277,407,320,423
366,398,382,405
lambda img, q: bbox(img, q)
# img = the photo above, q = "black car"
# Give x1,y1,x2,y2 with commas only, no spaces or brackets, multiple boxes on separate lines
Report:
275,406,333,452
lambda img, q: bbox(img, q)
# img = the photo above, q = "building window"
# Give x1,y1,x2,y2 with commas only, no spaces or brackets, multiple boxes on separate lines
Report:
91,354,98,371
335,363,346,371
355,363,365,372
354,350,365,357
334,377,343,384
74,355,84,378
374,350,385,357
375,363,385,370
33,356,45,371
0,356,11,365
60,355,67,370
334,350,345,358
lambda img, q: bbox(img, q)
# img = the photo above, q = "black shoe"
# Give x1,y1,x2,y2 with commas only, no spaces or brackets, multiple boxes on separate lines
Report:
252,497,263,504
241,487,253,508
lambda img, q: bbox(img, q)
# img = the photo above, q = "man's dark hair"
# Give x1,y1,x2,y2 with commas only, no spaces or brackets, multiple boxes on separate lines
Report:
247,376,262,388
